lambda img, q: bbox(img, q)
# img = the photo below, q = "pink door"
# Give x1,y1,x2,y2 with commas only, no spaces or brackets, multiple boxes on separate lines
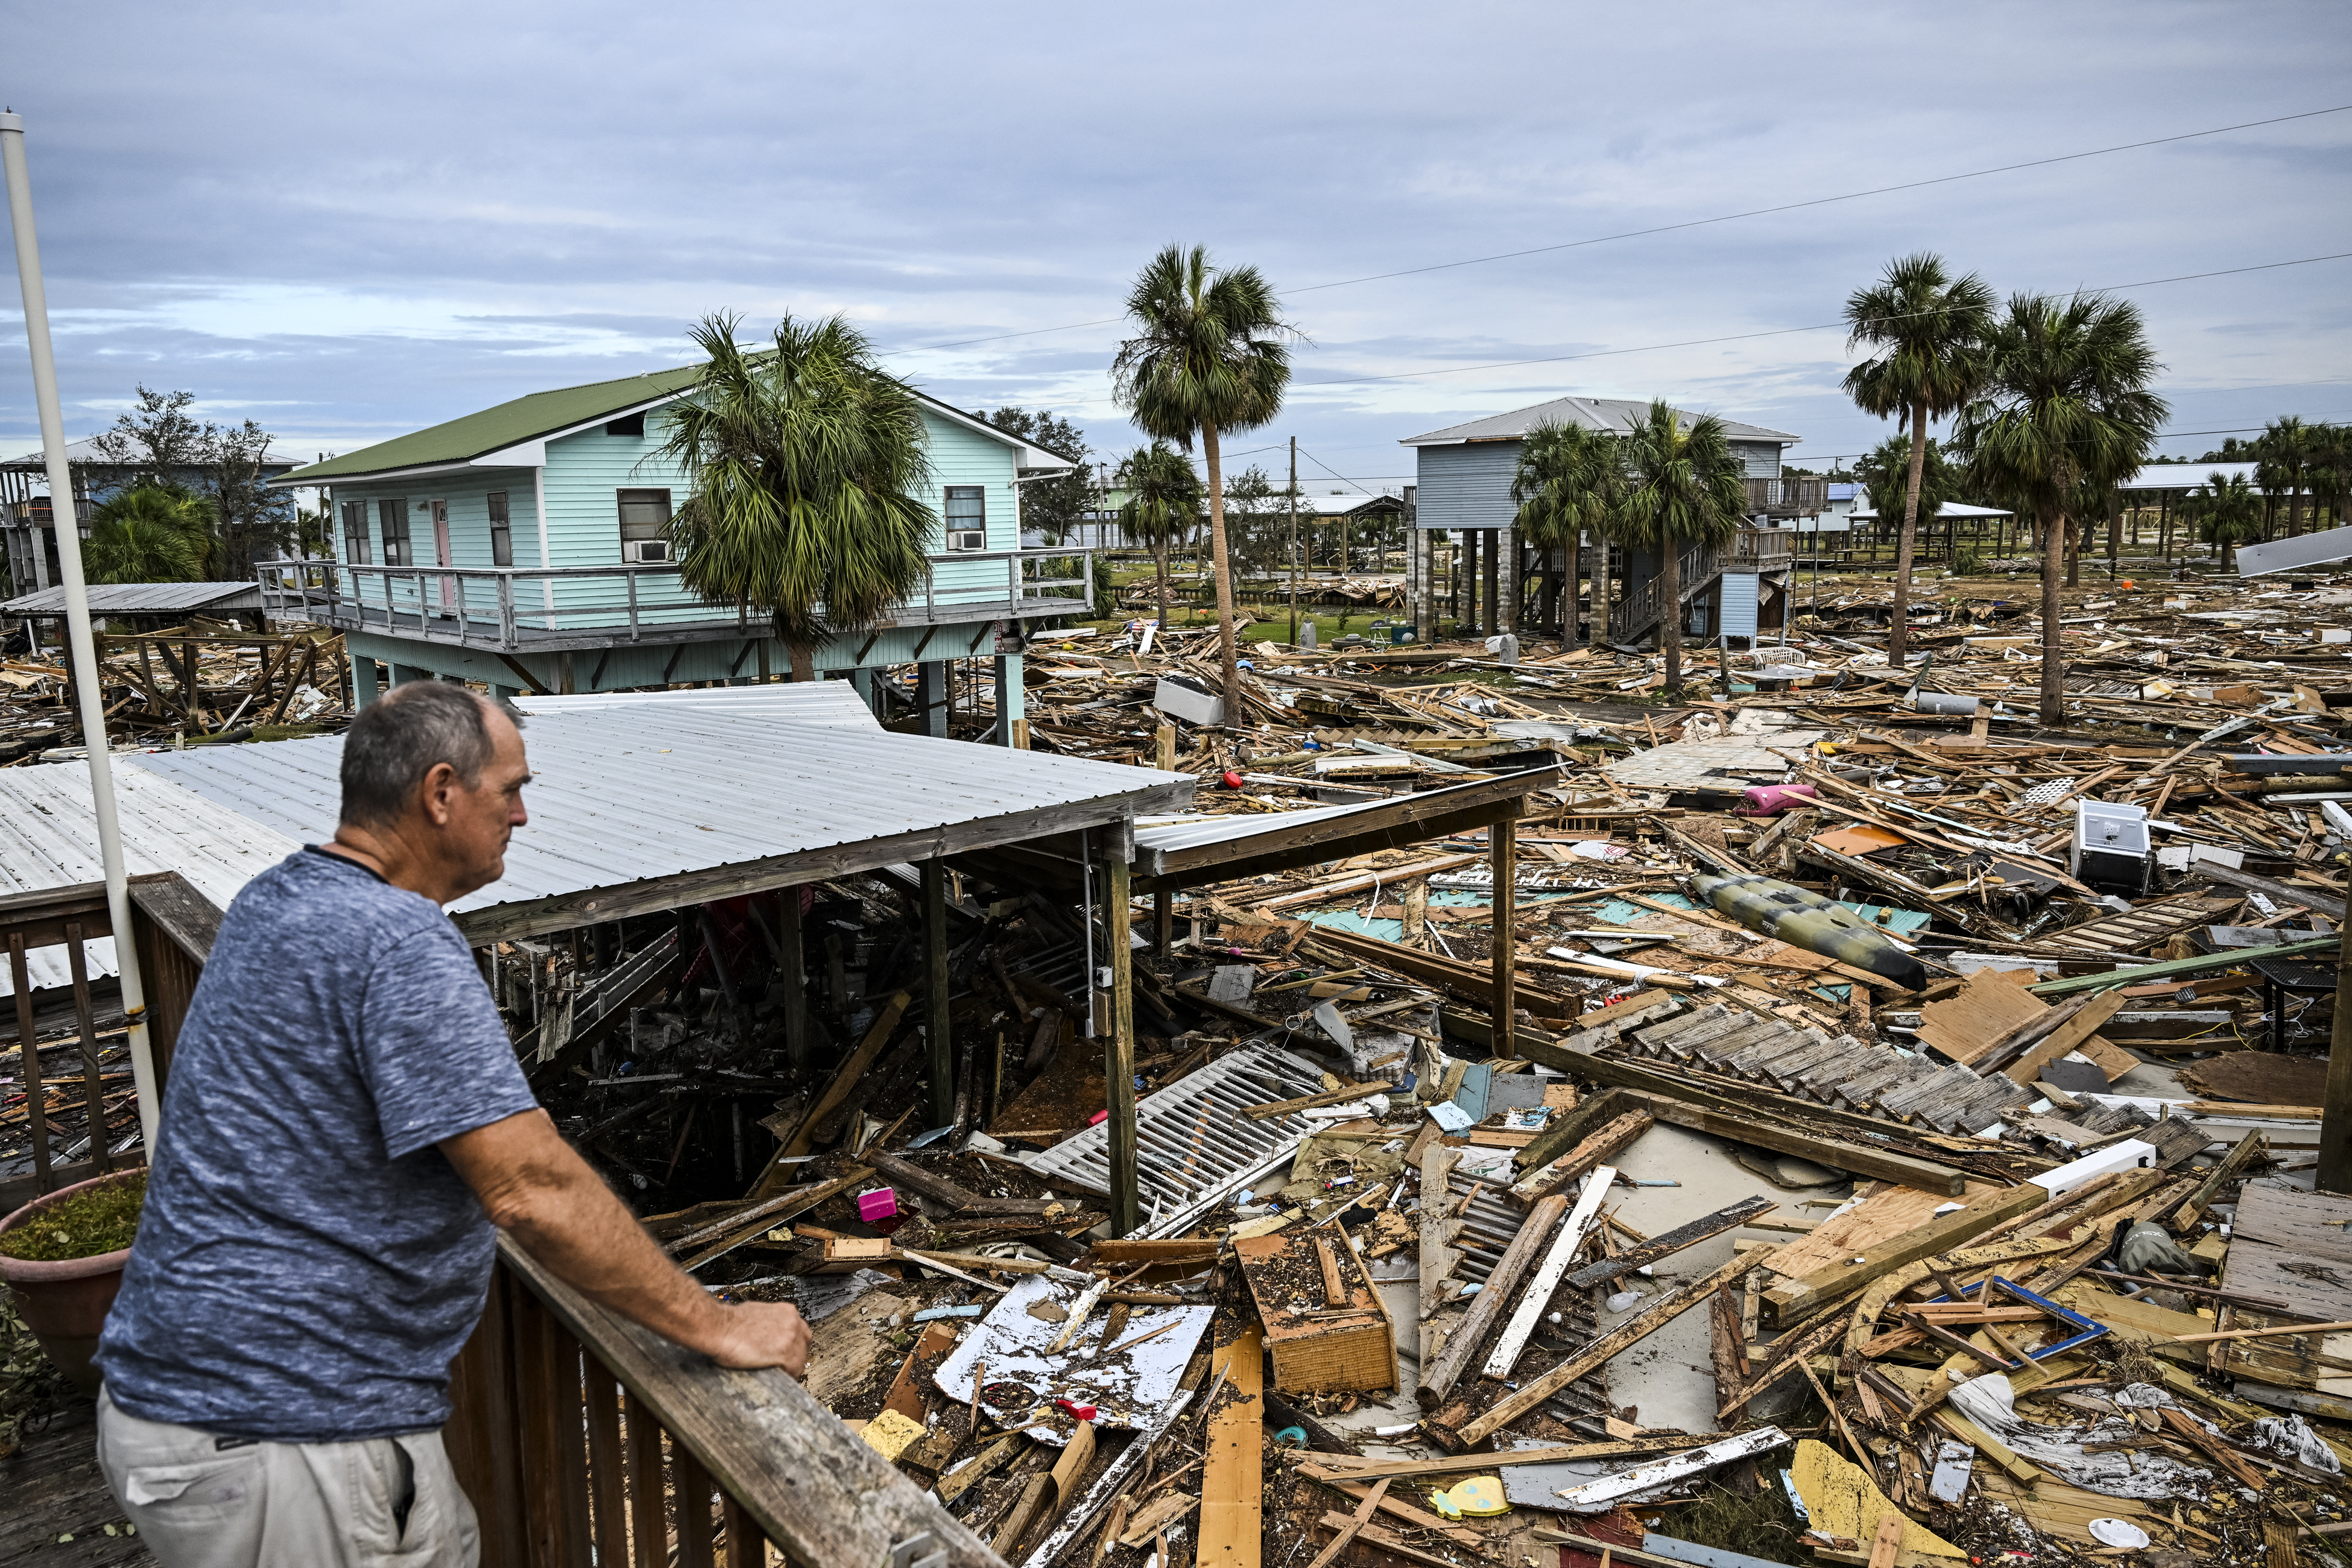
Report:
431,500,454,608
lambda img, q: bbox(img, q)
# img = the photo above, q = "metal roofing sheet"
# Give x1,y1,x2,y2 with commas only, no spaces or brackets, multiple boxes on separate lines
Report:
1128,773,1531,859
0,761,302,994
1402,394,1800,447
2,581,264,616
131,686,1194,918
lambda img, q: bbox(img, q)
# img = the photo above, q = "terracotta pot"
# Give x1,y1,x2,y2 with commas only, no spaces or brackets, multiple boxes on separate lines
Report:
0,1167,144,1396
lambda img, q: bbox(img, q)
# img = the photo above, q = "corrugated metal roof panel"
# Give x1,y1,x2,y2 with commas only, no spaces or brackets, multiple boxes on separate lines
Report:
2,581,265,616
0,762,302,994
1402,394,1799,447
1130,773,1522,860
131,688,1196,918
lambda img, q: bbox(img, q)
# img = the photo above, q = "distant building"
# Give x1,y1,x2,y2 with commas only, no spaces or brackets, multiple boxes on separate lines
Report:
262,364,1080,737
1398,394,1816,645
0,438,307,592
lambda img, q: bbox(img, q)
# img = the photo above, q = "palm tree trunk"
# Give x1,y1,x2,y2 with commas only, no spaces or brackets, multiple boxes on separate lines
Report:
789,642,815,683
2106,491,2121,578
1154,536,1170,631
1890,400,1928,665
1201,420,1241,717
1658,540,1683,692
2038,500,2067,727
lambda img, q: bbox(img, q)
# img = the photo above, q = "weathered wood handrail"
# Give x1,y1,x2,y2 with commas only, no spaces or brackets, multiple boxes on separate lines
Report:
447,1236,1004,1568
0,872,214,1211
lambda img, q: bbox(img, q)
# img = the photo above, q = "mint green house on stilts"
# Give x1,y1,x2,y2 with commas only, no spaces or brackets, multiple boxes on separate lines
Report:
262,365,1087,741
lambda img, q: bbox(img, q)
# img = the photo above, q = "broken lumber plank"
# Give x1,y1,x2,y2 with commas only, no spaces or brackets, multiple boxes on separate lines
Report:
1312,1516,1471,1568
1023,1388,1197,1568
1565,1195,1778,1292
1440,1251,1762,1451
862,1150,1069,1217
1508,1086,1631,1172
1716,1309,1850,1420
1762,1182,2050,1326
763,990,909,1174
1549,1427,1793,1513
1417,1142,1460,1366
1302,1478,1389,1568
1301,1436,1722,1482
2025,935,2335,995
679,1168,873,1271
1507,1110,1651,1203
2173,1128,2267,1233
1483,1166,1616,1380
1525,1041,1970,1195
1243,1081,1390,1120
1417,1192,1570,1405
1198,1327,1263,1566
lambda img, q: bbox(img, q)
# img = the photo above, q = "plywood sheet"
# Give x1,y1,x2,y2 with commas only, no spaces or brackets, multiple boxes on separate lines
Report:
1198,1325,1265,1566
1812,824,1908,856
1762,1180,2006,1282
2234,1184,2352,1262
2225,1239,2352,1323
2181,1052,2328,1107
1916,971,2134,1082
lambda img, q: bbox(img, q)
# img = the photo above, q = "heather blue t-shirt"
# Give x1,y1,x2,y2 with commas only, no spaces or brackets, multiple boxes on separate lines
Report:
98,847,539,1442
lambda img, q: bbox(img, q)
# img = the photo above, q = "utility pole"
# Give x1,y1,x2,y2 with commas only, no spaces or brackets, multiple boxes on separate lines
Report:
1288,436,1300,644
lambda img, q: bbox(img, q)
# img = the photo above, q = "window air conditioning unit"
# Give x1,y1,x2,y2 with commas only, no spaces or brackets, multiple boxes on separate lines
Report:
622,539,671,564
947,529,986,552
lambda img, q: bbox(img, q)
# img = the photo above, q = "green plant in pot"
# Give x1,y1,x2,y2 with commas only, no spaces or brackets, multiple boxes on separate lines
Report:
0,1167,147,1397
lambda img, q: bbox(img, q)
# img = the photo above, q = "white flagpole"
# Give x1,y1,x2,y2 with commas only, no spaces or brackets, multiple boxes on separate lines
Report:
1,110,161,1156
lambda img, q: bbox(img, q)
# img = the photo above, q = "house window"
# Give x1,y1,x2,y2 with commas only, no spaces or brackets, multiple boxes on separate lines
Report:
605,412,645,437
943,486,986,551
617,488,672,562
379,499,411,566
487,492,513,567
340,499,371,564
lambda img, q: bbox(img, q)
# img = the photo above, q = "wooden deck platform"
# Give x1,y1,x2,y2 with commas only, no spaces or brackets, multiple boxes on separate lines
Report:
0,1399,151,1568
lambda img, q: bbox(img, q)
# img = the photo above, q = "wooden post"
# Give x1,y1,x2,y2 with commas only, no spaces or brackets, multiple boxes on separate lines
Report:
1154,888,1175,953
922,859,953,1129
1100,838,1139,1235
1490,817,1517,1059
2318,914,2352,1193
1155,723,1176,772
778,887,808,1072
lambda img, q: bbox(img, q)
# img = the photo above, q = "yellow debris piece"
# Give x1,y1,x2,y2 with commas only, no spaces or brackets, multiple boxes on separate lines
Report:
1788,1438,1963,1560
859,1407,927,1462
1430,1476,1510,1518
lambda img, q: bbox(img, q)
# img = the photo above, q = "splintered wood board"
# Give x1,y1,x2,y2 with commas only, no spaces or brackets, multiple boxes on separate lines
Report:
2233,1185,2352,1260
1198,1326,1265,1566
1761,1181,2006,1282
1234,1229,1395,1394
1915,972,2134,1081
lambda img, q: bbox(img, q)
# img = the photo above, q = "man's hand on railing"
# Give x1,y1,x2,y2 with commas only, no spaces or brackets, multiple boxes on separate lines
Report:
443,1108,811,1379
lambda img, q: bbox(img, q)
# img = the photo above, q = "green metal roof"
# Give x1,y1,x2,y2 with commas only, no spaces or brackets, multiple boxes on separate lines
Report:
280,364,707,483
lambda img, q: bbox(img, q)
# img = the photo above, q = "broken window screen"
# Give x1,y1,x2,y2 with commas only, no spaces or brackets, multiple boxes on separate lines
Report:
378,499,411,566
617,488,671,544
487,491,513,568
944,485,985,548
340,500,370,564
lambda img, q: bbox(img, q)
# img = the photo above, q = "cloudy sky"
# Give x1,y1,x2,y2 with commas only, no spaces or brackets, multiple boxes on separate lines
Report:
4,1,2348,498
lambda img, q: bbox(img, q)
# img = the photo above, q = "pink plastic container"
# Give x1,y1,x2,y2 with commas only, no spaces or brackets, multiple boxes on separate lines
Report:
856,1188,899,1224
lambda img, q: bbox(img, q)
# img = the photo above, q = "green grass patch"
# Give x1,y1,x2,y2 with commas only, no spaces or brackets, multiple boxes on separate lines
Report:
0,1171,145,1261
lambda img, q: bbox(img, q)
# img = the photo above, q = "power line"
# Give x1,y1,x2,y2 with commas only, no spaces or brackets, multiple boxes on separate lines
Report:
907,104,2352,353
1286,252,2352,390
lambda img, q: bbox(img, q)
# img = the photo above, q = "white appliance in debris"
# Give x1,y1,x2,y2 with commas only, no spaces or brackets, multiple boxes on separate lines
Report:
2070,798,2150,896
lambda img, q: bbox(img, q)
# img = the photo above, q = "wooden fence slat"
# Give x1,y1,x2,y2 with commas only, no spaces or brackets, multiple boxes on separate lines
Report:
8,935,48,1190
545,1318,594,1566
583,1358,627,1566
622,1391,667,1568
721,1493,765,1568
674,1444,718,1568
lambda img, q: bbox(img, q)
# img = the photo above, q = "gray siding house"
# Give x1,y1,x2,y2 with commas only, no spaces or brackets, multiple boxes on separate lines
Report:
1399,395,1809,646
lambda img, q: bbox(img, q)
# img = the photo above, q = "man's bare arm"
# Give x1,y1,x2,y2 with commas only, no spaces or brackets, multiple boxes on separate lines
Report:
440,1109,809,1377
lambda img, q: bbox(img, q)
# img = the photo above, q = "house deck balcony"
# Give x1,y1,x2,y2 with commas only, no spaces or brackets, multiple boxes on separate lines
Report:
1744,476,1828,519
256,549,1093,654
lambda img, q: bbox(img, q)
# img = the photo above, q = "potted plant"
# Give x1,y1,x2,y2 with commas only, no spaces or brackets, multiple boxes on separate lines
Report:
0,1168,146,1396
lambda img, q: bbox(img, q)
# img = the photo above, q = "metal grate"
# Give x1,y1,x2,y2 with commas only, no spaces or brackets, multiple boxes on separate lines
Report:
1023,1043,1332,1235
1450,1183,1612,1430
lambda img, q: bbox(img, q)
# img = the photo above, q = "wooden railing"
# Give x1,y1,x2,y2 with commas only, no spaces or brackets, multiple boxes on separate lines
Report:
0,873,217,1211
1744,475,1829,516
1616,543,1718,641
450,1240,1001,1568
1728,528,1795,572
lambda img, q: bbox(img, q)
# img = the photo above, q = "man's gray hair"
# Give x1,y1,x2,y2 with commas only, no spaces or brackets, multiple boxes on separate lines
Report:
340,682,523,827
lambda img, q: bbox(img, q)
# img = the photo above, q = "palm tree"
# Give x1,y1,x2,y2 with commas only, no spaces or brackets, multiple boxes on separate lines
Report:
1113,245,1294,713
2184,471,2260,561
1114,441,1202,631
2256,416,2317,538
1854,433,1958,564
1952,292,2167,726
2309,423,2349,534
1511,421,1623,643
1841,254,1996,666
1612,401,1747,692
657,312,934,680
83,485,212,584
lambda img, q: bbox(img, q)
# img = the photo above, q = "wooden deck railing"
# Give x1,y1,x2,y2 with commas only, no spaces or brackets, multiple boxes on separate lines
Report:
450,1239,1001,1568
1744,475,1829,517
0,872,217,1210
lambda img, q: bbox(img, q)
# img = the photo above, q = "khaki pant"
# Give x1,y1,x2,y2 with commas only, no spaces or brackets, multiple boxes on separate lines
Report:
96,1389,479,1568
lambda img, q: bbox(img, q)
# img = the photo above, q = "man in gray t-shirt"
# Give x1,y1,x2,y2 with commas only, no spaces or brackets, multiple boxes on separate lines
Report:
95,681,807,1567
